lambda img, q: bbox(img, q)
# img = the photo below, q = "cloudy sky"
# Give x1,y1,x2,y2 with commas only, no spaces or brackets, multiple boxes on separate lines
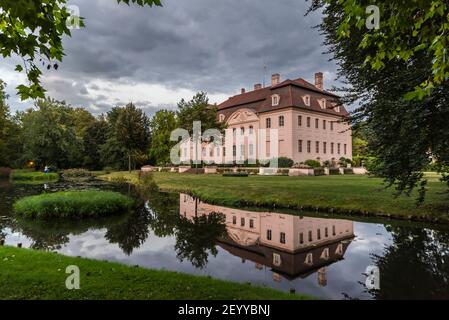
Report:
1,0,341,117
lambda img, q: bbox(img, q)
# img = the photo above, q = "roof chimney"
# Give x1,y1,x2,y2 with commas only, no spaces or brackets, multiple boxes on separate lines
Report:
315,72,323,90
271,73,280,86
241,88,246,94
254,83,262,90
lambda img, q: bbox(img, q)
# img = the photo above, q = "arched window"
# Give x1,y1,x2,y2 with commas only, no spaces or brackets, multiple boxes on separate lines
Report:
279,115,285,127
266,118,271,128
219,114,225,122
240,127,245,135
249,126,254,134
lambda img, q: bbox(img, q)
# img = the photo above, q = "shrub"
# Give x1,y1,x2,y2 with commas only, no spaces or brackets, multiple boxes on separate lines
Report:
138,172,159,191
364,157,381,173
329,168,341,175
103,166,114,174
314,168,325,176
339,157,353,167
109,175,129,184
243,159,261,168
236,168,260,175
14,190,134,219
304,160,321,168
0,167,12,178
11,171,59,181
223,172,249,177
262,157,294,168
63,169,94,180
344,168,354,175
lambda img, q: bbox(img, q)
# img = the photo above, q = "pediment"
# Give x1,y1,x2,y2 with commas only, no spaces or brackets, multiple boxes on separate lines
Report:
227,109,259,125
227,229,259,246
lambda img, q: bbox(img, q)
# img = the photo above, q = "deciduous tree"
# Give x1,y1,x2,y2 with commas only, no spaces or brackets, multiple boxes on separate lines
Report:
102,103,150,171
309,0,449,201
149,110,177,165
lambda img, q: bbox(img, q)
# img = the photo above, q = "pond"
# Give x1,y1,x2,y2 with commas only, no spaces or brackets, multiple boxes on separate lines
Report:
1,178,449,300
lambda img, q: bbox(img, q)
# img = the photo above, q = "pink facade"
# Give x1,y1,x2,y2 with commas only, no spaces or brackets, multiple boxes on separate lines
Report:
180,72,352,165
179,193,354,283
180,193,354,253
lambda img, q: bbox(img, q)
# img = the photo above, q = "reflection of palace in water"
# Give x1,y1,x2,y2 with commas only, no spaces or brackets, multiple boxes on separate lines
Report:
180,194,354,286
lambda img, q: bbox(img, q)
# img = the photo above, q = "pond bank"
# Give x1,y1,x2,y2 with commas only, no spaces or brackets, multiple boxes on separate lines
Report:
0,246,310,300
98,171,449,224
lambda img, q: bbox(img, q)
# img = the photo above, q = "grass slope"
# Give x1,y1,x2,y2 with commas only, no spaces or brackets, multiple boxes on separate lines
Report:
14,190,134,219
100,172,449,222
0,246,309,300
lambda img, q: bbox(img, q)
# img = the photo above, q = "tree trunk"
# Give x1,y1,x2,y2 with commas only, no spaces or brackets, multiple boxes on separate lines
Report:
128,153,131,173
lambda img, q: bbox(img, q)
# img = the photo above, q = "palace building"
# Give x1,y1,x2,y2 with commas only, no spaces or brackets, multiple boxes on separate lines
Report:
180,194,354,284
180,72,352,166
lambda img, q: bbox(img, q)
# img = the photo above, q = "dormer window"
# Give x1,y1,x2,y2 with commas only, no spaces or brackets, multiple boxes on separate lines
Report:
319,99,327,109
331,102,341,113
272,94,280,106
303,95,311,107
321,248,330,260
219,114,225,122
305,253,313,265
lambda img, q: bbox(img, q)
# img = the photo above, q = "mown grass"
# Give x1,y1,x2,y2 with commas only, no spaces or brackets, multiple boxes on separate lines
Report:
0,246,310,300
11,170,59,181
99,171,449,223
13,190,134,219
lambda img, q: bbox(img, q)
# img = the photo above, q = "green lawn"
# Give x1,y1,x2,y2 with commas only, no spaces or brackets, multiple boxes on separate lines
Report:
0,246,309,300
11,170,59,181
100,171,449,223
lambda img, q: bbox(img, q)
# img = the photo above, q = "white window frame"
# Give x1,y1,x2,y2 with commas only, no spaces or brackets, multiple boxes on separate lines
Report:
320,99,326,109
272,94,280,106
303,95,311,107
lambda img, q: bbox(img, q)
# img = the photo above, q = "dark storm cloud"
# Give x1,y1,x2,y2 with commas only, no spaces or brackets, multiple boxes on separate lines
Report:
4,0,340,114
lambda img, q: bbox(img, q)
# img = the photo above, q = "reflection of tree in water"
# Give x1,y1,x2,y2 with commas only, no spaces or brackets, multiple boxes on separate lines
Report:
174,212,227,269
13,215,129,251
105,207,152,256
369,225,449,299
147,193,180,237
102,176,172,255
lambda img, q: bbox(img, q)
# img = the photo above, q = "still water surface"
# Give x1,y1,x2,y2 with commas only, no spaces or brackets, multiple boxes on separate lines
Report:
1,179,448,299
